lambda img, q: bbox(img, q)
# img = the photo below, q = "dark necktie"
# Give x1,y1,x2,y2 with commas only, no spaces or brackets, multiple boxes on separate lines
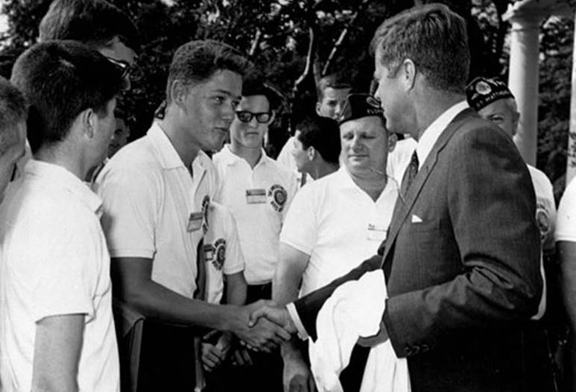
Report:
194,238,206,301
193,238,206,391
401,151,419,196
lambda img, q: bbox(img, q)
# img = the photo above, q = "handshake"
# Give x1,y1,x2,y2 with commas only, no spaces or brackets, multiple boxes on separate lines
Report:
230,300,297,352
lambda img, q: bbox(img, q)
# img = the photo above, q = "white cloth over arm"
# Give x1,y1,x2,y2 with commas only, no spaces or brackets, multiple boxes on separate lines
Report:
309,270,410,392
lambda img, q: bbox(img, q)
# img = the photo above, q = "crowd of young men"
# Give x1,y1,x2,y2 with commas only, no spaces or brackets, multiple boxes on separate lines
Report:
0,1,574,392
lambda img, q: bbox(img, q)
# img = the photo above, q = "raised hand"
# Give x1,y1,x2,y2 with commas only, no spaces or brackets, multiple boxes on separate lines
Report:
249,302,297,334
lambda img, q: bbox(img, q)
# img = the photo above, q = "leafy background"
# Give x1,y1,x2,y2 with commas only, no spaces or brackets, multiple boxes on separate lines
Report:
0,0,573,196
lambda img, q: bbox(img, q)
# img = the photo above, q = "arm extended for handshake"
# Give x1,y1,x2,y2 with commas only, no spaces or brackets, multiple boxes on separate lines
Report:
112,256,291,351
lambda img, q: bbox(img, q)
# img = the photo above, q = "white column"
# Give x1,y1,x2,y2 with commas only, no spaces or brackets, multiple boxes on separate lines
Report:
506,10,543,166
567,13,576,186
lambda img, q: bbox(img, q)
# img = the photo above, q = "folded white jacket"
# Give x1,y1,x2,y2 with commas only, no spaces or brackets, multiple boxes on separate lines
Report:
309,270,410,392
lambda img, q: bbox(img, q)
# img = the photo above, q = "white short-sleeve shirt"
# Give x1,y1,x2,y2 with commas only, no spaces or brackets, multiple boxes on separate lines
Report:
213,145,298,284
528,165,557,252
0,161,119,392
280,167,398,296
526,165,556,319
95,123,219,298
556,177,576,242
204,202,246,304
276,136,313,187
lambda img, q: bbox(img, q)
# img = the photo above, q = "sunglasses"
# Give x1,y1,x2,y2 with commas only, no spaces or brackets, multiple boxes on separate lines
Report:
106,56,132,80
236,111,273,124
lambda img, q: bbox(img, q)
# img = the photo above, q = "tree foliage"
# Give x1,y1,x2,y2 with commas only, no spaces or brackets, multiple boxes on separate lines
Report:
0,0,571,173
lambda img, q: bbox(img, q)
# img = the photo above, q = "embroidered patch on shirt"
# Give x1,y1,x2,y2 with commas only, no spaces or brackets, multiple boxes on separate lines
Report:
268,184,288,212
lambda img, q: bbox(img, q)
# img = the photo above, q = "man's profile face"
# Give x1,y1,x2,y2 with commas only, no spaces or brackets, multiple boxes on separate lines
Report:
291,131,310,173
0,121,26,200
316,87,351,120
477,99,519,139
229,94,272,151
93,98,118,164
340,116,389,177
373,52,415,137
181,69,242,153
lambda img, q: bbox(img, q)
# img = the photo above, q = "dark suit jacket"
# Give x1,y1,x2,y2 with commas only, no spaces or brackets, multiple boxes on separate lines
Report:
294,109,543,392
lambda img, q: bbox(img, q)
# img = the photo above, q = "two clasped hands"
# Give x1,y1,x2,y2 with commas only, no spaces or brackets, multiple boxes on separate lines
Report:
202,300,389,372
201,301,295,372
240,300,388,350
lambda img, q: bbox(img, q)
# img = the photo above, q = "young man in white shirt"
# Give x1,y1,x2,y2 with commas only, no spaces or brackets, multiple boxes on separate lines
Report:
0,77,26,199
95,41,289,391
1,40,125,392
290,115,340,181
213,77,298,392
277,74,352,186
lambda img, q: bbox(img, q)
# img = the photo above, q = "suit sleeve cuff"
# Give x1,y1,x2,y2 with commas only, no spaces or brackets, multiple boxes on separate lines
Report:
286,303,309,340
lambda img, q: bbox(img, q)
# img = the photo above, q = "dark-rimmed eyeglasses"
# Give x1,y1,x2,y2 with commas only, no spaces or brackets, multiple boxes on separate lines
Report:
106,56,132,80
236,111,272,124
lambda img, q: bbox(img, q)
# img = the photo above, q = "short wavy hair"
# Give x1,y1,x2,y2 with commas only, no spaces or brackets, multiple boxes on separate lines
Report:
297,115,341,164
39,0,140,51
370,3,470,94
166,40,251,104
11,40,124,153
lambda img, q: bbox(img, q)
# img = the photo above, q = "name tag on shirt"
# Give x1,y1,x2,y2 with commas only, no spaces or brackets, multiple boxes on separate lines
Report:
367,223,387,242
187,212,204,232
203,243,215,262
246,189,267,204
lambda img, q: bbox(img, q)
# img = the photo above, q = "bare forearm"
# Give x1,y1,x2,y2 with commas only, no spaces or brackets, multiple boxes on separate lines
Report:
273,246,309,305
120,278,238,332
225,272,247,306
32,315,84,392
273,271,301,306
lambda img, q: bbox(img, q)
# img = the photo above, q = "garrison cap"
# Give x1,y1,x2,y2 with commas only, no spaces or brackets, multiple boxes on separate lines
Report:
338,93,384,125
466,77,515,111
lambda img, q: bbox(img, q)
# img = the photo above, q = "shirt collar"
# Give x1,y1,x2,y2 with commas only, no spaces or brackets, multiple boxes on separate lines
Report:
148,122,186,170
25,160,102,215
337,166,398,200
220,144,271,167
415,100,469,168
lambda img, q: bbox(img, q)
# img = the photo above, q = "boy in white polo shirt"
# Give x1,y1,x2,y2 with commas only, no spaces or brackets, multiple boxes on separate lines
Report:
213,77,298,392
1,40,124,392
213,78,298,295
95,41,290,391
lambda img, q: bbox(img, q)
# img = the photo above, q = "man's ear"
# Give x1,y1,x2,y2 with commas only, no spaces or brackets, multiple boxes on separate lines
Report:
315,101,322,116
81,108,97,139
387,132,398,153
512,111,520,137
402,59,417,91
170,80,188,109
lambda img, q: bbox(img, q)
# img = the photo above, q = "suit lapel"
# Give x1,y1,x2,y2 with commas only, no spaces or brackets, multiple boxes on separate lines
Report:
380,109,476,267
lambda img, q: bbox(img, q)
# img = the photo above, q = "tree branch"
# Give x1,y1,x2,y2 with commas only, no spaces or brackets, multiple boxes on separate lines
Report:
321,0,372,77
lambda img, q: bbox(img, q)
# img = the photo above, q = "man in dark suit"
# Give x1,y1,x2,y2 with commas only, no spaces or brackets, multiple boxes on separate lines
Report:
251,4,543,391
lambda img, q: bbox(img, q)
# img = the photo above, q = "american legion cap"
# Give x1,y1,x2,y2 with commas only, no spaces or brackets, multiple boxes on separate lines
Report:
466,76,515,112
338,93,384,125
